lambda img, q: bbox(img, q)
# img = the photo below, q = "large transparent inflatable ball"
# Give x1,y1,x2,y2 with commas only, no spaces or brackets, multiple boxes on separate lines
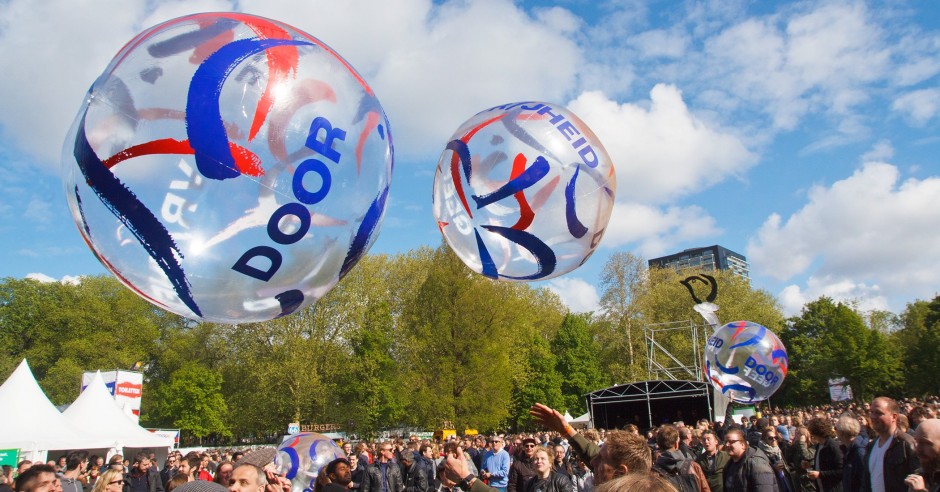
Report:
704,320,789,403
62,13,393,323
432,102,616,281
276,433,345,492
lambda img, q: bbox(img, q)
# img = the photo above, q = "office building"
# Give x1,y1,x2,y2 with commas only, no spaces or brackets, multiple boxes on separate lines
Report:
647,245,749,279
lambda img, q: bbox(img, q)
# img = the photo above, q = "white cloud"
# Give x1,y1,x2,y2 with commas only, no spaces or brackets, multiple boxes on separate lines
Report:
778,275,889,317
546,277,600,313
25,273,82,285
568,85,756,203
892,89,940,126
748,162,940,306
861,139,894,162
602,202,721,258
700,2,890,132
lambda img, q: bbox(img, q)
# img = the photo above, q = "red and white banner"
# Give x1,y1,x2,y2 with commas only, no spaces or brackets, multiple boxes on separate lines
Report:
82,370,144,422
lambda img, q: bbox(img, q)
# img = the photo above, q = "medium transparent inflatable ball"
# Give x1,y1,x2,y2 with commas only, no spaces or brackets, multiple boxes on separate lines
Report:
61,13,393,323
276,433,346,492
704,321,789,403
432,102,616,281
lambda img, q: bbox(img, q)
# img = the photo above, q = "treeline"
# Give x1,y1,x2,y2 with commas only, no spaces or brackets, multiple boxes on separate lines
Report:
0,245,937,443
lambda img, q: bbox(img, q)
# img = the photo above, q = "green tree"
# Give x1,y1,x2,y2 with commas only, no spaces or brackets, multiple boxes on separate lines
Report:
153,361,229,441
597,252,647,383
778,297,903,405
342,300,406,438
508,332,563,430
552,313,604,415
900,296,940,396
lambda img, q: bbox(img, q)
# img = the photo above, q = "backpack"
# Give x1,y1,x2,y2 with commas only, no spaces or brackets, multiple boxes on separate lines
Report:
652,458,699,492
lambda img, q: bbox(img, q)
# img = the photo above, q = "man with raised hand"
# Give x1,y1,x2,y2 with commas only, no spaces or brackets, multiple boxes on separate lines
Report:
528,403,651,485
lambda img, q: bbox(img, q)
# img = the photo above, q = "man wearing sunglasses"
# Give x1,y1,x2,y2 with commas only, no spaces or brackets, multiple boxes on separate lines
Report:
507,438,537,492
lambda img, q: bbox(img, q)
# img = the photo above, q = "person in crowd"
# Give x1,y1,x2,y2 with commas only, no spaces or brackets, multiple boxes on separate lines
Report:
213,463,234,488
523,447,574,492
481,437,510,492
58,452,88,492
908,407,934,433
196,456,213,482
324,459,353,492
508,438,538,492
401,453,429,492
570,459,592,492
804,417,842,492
904,418,940,492
364,442,404,492
721,428,776,491
180,456,200,482
417,445,436,486
344,444,354,459
695,431,727,492
15,465,61,492
833,414,866,492
90,470,124,492
160,457,178,490
651,425,709,492
863,397,919,492
124,453,163,492
677,429,695,461
551,446,571,480
529,403,652,486
346,453,365,492
107,458,124,475
784,426,814,492
18,462,34,478
757,426,792,492
228,464,266,492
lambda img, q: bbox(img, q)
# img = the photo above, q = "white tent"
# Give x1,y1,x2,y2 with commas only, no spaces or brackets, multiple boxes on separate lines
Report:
570,412,592,429
63,371,174,454
0,360,112,461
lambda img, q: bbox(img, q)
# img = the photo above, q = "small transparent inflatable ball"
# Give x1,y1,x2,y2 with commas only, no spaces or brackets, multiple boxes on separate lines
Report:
432,102,616,281
61,13,393,323
704,320,789,403
276,432,346,492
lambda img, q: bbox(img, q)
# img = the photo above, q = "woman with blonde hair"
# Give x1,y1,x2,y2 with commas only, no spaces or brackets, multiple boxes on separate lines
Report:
91,469,124,492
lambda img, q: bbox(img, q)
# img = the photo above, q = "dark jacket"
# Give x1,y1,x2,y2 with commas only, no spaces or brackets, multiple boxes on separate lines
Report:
784,438,814,492
862,430,918,492
508,454,537,492
364,461,405,492
696,450,730,492
654,449,711,492
123,468,164,492
841,435,867,492
522,473,574,492
404,462,430,492
723,447,778,492
812,438,843,492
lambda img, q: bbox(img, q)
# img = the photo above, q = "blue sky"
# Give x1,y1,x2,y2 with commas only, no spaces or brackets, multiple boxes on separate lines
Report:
1,0,938,318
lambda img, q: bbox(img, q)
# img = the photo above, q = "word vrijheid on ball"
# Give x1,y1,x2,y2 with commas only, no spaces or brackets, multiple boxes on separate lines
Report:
704,320,789,403
276,432,345,492
61,13,393,323
432,102,616,281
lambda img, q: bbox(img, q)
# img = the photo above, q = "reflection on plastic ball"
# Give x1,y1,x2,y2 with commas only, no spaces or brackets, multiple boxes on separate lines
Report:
276,433,345,492
61,13,393,323
431,101,616,281
704,321,788,403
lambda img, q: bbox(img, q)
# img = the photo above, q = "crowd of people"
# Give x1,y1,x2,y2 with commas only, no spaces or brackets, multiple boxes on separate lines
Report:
5,396,940,492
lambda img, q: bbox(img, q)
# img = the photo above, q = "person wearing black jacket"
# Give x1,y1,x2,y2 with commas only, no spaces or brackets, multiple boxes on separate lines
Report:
123,455,163,492
364,444,405,492
401,452,429,492
863,397,919,492
508,439,537,492
836,415,867,492
722,428,777,492
805,417,843,492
